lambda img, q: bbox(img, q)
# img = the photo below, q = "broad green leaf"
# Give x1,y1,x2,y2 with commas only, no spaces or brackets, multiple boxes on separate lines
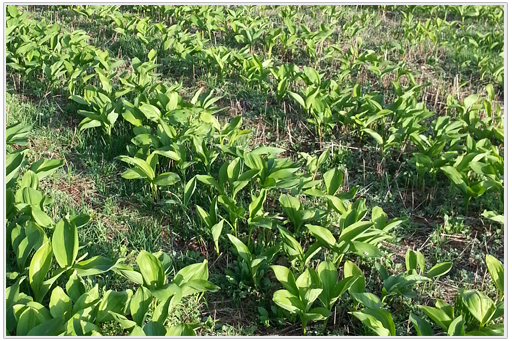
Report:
272,289,302,314
130,286,152,326
139,103,161,121
196,175,224,194
350,241,382,258
287,91,305,108
66,271,86,303
350,311,389,336
278,226,303,259
13,222,45,268
326,195,347,214
72,284,100,316
352,292,382,309
27,316,65,336
331,275,359,301
480,323,504,336
405,249,417,274
426,262,452,278
344,260,365,294
49,287,72,320
435,299,454,319
306,224,336,247
6,277,22,332
243,152,265,170
251,146,286,155
31,206,54,227
249,190,266,219
482,210,504,225
196,205,213,228
143,321,167,336
463,94,479,112
152,296,171,325
74,256,119,276
323,168,343,195
409,313,433,336
184,177,197,206
122,108,144,127
237,168,260,182
371,207,387,230
110,311,137,330
180,279,219,297
271,265,299,297
7,151,24,187
30,159,64,180
318,261,337,301
211,220,224,254
441,166,467,195
20,170,39,190
447,315,465,336
52,219,79,268
303,307,331,322
338,221,373,246
121,168,147,180
362,128,383,145
119,155,155,180
66,316,101,336
17,306,49,336
69,214,90,228
485,254,504,300
166,323,197,336
374,262,388,282
173,260,209,286
69,95,89,105
136,250,165,289
268,168,297,181
96,289,132,323
78,117,102,131
416,251,425,274
462,291,495,326
154,172,180,186
361,308,396,336
29,242,53,302
222,115,243,135
419,305,452,331
130,326,146,336
18,186,43,206
280,194,300,220
114,264,144,285
151,282,181,302
486,84,495,101
227,234,251,264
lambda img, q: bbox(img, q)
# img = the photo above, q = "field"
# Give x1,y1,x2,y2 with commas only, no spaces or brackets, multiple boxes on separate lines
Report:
5,5,505,336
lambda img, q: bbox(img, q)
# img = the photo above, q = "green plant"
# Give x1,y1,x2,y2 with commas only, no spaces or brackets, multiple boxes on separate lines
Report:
317,260,359,330
279,194,321,233
411,253,504,336
306,208,399,267
227,234,279,289
271,265,331,335
375,249,452,302
112,254,219,336
119,152,181,200
242,148,302,190
350,308,396,336
485,254,504,301
344,260,382,310
277,226,321,272
441,166,486,215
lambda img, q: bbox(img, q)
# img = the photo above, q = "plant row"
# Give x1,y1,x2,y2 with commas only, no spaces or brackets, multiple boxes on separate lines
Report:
6,5,504,336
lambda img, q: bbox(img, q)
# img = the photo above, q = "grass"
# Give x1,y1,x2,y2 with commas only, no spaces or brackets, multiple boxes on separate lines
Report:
6,4,504,336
